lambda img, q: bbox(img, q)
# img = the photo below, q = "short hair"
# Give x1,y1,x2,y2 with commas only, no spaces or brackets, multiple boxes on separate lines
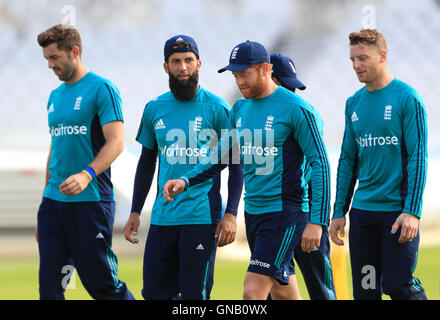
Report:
37,24,82,55
349,29,387,52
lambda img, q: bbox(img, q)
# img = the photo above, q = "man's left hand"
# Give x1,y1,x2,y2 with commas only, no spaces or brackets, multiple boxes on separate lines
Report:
215,213,237,247
59,171,91,195
391,212,420,243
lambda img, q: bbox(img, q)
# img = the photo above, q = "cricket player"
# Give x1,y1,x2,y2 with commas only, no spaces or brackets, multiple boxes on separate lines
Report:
123,35,243,300
36,24,134,300
330,29,428,300
163,41,331,300
271,53,336,300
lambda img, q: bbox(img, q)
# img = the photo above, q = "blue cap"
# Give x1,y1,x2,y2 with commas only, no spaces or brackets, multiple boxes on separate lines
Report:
164,35,199,61
270,53,306,90
218,41,270,73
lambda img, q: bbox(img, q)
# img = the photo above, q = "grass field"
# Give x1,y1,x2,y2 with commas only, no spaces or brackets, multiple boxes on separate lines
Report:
0,246,439,300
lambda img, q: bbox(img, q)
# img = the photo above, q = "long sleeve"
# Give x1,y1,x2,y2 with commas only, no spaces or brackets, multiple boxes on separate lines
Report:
333,100,359,219
181,109,237,188
401,93,428,218
224,164,244,216
294,107,331,225
130,146,158,214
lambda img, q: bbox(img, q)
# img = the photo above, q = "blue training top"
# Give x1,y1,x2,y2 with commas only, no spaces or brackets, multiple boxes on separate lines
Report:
44,71,123,202
333,78,428,218
183,86,331,225
136,86,232,226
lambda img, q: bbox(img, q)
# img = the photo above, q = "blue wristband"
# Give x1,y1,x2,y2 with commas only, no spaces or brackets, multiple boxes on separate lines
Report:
180,176,190,189
84,166,96,180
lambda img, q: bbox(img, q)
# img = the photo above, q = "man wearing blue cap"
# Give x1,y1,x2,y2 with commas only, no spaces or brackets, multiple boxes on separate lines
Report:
123,35,243,300
163,41,331,300
270,53,306,91
270,53,336,300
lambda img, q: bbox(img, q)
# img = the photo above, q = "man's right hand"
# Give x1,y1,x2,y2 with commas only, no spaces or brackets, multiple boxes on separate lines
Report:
163,179,186,202
124,212,141,244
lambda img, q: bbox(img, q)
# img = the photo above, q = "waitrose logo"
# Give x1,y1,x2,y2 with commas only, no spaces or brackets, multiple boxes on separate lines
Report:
356,134,398,148
50,124,87,137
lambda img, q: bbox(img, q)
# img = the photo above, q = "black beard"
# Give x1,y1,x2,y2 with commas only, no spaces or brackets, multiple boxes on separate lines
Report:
169,71,199,101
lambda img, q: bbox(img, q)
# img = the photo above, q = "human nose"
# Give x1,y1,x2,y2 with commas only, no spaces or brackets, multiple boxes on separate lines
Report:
177,60,187,72
48,59,56,69
352,59,361,71
235,75,245,87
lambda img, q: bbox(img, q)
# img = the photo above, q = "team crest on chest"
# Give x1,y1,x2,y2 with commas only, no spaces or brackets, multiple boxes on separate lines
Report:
193,116,203,132
384,105,392,120
264,115,274,130
74,96,82,110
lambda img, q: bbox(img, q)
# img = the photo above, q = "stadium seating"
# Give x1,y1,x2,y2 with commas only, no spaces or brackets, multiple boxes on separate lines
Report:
0,0,439,229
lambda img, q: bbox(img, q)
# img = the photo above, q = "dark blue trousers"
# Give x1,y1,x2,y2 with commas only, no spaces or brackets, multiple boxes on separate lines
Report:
142,224,218,300
349,208,427,300
37,198,134,300
293,226,336,300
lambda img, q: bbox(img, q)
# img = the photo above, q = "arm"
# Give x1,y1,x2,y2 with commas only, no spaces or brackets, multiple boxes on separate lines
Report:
330,101,359,246
391,93,427,243
216,164,243,247
44,145,52,191
164,105,239,201
292,107,331,253
163,132,238,201
36,145,52,243
124,146,157,244
59,120,124,195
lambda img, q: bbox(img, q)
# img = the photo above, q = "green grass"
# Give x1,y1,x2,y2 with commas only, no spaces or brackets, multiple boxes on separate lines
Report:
1,246,439,300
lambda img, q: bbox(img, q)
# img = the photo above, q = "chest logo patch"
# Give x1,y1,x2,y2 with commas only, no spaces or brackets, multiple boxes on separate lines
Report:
74,96,82,110
264,115,274,130
193,116,202,132
384,105,392,120
155,119,166,130
351,112,359,122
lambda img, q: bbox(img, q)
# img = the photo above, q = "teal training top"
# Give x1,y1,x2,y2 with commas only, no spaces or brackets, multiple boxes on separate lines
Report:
44,71,124,202
136,86,231,226
183,86,331,225
333,78,428,218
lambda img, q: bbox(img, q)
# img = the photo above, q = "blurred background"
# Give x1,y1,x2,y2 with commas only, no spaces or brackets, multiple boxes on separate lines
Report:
0,0,439,299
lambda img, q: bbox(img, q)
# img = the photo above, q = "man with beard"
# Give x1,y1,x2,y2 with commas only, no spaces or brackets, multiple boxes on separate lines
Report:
163,41,331,300
36,24,134,300
123,35,243,300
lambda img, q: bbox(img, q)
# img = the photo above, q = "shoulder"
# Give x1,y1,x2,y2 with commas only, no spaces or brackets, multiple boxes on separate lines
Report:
345,87,365,109
84,72,123,101
197,87,232,113
145,91,172,108
49,83,65,97
393,79,424,104
277,87,319,118
87,72,115,87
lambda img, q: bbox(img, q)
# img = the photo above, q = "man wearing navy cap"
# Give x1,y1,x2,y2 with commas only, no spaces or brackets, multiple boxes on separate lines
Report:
270,53,306,91
164,41,331,300
271,53,336,300
123,35,243,299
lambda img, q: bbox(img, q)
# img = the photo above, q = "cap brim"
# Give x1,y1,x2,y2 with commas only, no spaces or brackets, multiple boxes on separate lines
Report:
218,64,253,73
279,77,306,90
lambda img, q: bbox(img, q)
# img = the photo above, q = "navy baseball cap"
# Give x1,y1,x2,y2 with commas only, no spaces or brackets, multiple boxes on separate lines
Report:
270,53,306,90
164,35,199,61
218,40,270,73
